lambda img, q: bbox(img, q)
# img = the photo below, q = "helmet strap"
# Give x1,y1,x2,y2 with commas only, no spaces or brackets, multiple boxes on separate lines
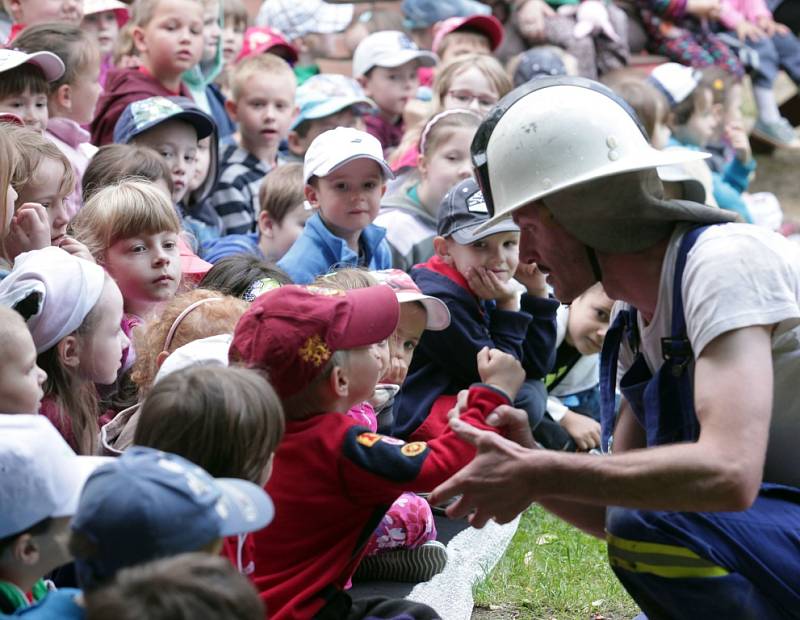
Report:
585,246,603,283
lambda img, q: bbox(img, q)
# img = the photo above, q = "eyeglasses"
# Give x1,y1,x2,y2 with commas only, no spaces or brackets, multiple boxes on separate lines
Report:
445,90,498,110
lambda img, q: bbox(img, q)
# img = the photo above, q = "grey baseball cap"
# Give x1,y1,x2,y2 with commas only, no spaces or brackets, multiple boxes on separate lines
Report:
437,177,520,244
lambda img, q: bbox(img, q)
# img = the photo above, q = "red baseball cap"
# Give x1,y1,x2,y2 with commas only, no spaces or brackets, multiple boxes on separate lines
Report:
237,27,300,65
432,14,504,54
230,285,399,399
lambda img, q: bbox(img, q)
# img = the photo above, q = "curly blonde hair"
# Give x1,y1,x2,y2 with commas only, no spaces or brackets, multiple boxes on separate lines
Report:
131,288,248,394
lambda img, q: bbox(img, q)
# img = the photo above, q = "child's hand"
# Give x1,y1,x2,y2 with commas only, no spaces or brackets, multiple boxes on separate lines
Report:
477,347,526,401
5,202,51,260
514,262,548,298
560,410,601,452
736,21,765,42
447,390,537,448
466,266,519,310
57,237,96,263
757,16,789,37
725,121,751,164
517,0,555,43
686,0,720,19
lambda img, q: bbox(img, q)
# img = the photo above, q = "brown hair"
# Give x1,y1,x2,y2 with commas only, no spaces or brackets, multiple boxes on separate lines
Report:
418,109,481,156
0,64,49,100
275,350,349,420
84,553,264,620
223,0,248,31
258,162,304,223
70,179,182,262
131,289,248,394
199,255,291,299
134,366,284,484
229,53,295,101
37,276,113,455
14,23,100,93
313,267,377,290
7,125,75,201
82,144,174,203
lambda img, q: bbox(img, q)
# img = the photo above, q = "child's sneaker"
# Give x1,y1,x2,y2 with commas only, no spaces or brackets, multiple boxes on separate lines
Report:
751,117,800,148
353,540,448,583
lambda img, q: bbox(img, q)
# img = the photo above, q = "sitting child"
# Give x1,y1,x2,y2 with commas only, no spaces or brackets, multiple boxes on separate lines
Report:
0,415,109,613
431,14,504,64
83,553,264,620
353,30,437,154
283,73,374,165
90,0,203,145
80,0,130,88
208,53,297,235
277,127,394,284
0,247,128,454
202,163,311,264
0,306,47,414
65,447,273,614
648,63,756,223
540,282,613,452
112,95,220,245
0,49,63,134
229,283,524,619
14,23,102,217
395,177,559,441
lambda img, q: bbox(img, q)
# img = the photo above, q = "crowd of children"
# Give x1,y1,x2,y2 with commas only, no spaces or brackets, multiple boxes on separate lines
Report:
0,0,798,617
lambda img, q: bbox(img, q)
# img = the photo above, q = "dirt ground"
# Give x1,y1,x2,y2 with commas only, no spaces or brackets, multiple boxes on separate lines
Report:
751,147,800,218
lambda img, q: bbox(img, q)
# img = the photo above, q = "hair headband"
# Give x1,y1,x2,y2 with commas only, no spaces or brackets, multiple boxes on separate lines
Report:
163,297,226,351
419,108,482,155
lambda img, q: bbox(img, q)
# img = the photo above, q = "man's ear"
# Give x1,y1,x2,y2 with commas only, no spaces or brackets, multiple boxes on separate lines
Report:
56,335,81,369
304,183,320,210
54,83,72,113
432,235,451,262
10,534,40,567
224,98,238,123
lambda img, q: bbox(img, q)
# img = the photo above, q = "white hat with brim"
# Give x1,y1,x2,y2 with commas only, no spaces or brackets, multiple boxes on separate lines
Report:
303,127,394,183
352,30,438,78
0,49,64,82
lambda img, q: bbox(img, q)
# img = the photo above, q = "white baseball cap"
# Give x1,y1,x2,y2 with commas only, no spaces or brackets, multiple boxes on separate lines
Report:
0,415,111,538
352,30,438,78
648,62,702,108
0,49,65,82
303,127,394,184
154,334,232,385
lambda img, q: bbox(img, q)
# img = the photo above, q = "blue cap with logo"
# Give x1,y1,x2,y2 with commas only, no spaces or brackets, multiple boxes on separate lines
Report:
113,96,215,144
71,446,273,589
437,177,520,243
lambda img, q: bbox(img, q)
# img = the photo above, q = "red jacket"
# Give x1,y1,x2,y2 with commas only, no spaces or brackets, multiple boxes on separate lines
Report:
90,68,192,146
252,384,508,620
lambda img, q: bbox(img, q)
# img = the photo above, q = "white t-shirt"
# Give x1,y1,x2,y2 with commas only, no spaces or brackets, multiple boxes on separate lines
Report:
616,223,800,487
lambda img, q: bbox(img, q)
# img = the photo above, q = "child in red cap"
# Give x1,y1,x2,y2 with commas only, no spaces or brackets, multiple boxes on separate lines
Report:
230,283,525,620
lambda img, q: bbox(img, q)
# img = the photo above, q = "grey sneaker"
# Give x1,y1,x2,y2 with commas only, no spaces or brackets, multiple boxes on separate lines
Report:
353,540,448,583
752,117,800,148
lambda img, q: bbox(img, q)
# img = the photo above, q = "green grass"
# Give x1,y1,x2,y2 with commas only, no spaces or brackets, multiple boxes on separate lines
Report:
472,505,639,619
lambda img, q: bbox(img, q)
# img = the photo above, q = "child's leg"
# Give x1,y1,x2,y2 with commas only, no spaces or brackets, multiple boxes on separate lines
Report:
364,493,436,555
772,30,800,85
594,2,630,75
749,36,782,121
543,15,599,79
513,379,548,431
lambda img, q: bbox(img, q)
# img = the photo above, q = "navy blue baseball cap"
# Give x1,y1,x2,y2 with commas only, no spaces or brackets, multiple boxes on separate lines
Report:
113,96,215,144
437,177,519,243
71,446,273,589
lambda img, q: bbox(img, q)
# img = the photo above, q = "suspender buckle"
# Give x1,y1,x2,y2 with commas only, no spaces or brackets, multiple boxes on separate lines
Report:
661,337,693,377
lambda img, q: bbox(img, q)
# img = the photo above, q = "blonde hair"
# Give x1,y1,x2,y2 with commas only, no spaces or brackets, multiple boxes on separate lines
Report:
223,0,248,31
130,0,203,28
432,54,512,110
313,267,378,290
0,132,16,241
70,179,182,262
7,125,75,201
230,53,295,101
131,288,248,394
